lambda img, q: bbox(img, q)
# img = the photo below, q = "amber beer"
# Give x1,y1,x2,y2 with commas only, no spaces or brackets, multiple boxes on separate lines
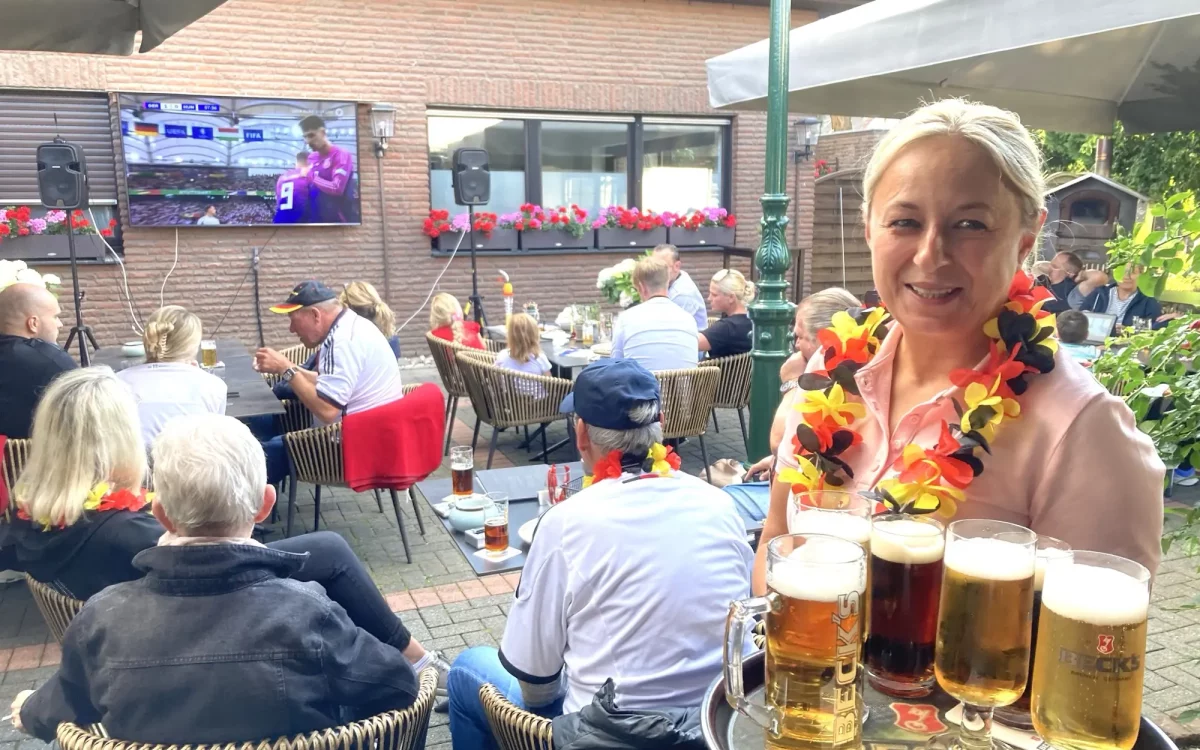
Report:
200,339,218,368
788,492,872,637
866,516,944,697
482,492,509,558
450,446,474,497
1032,552,1150,750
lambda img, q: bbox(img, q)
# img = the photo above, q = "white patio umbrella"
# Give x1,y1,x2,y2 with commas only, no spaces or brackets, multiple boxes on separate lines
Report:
4,0,227,55
706,0,1200,133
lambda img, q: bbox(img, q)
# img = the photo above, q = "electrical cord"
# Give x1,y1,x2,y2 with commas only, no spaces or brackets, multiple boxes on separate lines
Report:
88,207,144,336
396,230,466,332
160,227,179,308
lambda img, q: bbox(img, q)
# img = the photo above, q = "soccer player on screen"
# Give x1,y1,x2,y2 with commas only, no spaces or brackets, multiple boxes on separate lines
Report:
273,151,312,224
299,114,357,223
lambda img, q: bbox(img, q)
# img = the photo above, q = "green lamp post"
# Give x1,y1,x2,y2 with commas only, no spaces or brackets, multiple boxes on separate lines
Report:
746,0,796,462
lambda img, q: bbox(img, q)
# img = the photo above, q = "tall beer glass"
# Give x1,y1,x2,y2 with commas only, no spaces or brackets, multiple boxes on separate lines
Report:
932,519,1036,750
866,515,945,698
450,446,474,497
789,491,872,634
994,536,1072,729
725,534,866,750
1032,551,1149,750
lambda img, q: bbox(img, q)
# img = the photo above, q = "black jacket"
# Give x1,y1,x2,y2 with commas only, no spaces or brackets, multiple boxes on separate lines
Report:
1042,277,1077,315
0,334,76,439
1080,284,1165,328
553,680,704,750
19,543,419,745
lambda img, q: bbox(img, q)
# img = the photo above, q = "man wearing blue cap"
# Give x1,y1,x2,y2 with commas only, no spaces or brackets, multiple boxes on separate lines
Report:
445,358,753,750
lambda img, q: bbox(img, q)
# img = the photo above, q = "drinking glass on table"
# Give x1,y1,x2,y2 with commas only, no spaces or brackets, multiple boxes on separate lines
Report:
483,492,510,557
200,339,218,368
450,446,474,497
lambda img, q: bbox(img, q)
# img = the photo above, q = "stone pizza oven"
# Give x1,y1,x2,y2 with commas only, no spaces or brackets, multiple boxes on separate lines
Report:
1042,173,1146,268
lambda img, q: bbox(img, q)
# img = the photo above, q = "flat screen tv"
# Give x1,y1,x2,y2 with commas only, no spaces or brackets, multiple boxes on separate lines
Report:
118,94,361,227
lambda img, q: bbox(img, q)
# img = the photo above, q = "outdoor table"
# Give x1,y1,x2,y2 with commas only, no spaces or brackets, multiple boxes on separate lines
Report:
90,337,284,420
702,649,1177,750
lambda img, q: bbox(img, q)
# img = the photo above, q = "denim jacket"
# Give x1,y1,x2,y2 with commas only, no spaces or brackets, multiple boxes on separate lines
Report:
19,543,419,744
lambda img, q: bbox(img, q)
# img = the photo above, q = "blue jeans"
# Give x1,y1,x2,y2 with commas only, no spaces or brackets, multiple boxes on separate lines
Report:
244,414,290,486
447,647,563,750
723,481,771,523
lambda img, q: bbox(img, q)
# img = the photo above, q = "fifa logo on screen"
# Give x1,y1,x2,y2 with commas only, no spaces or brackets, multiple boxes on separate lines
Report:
830,591,861,740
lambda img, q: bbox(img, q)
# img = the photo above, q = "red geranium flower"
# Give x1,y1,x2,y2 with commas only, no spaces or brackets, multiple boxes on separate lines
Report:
100,228,113,237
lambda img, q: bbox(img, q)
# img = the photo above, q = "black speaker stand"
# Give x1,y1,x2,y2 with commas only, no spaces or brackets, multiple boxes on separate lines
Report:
467,205,487,330
62,222,97,366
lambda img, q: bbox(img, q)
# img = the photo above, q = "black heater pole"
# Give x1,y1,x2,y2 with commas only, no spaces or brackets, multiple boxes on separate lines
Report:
62,222,97,366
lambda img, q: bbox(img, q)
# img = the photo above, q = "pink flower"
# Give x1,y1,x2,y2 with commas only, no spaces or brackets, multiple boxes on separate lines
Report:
591,219,604,229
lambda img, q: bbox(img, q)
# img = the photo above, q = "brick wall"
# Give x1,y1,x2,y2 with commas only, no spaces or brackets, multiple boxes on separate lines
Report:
0,0,817,354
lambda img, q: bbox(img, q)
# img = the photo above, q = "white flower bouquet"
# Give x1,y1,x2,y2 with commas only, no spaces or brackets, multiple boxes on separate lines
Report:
0,259,61,293
596,257,641,308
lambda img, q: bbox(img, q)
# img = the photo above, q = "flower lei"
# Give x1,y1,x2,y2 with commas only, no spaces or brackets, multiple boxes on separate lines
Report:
582,443,682,489
778,271,1058,517
18,482,153,531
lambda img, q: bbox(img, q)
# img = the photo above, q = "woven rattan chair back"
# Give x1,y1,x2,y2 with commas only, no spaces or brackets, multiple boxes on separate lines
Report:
261,343,319,388
3,437,30,520
654,367,721,440
25,575,85,644
56,667,440,750
285,424,345,487
480,683,553,750
700,351,753,410
426,333,472,399
455,351,571,430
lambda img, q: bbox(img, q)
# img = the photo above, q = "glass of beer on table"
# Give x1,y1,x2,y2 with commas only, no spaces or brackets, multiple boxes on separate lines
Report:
1032,550,1149,750
866,515,945,698
200,339,218,368
931,519,1036,750
725,533,866,750
482,491,510,557
450,446,474,497
994,535,1073,729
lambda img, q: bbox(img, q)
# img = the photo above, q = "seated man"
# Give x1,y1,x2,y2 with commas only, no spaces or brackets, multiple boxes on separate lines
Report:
1043,251,1082,314
0,282,75,439
253,280,404,482
652,243,708,331
10,414,419,744
610,256,699,371
446,358,753,750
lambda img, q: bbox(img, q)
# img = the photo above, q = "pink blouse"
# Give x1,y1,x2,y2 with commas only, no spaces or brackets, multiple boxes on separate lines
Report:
776,326,1165,575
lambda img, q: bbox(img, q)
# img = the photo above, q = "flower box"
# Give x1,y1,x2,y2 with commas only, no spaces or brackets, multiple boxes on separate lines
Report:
668,225,735,248
435,228,518,252
520,229,594,250
595,226,667,249
0,233,107,262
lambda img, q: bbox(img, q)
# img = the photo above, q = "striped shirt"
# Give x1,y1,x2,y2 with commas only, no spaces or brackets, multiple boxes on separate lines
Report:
314,309,403,425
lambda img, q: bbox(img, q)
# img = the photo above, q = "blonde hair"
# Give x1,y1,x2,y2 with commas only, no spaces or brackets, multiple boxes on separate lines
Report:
429,292,466,344
633,255,670,292
143,305,202,363
798,287,861,340
340,281,395,338
15,367,146,529
711,269,757,305
506,313,540,363
862,99,1046,228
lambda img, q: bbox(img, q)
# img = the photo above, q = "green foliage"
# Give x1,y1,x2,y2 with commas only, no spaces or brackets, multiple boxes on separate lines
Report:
1104,191,1200,299
1035,122,1200,200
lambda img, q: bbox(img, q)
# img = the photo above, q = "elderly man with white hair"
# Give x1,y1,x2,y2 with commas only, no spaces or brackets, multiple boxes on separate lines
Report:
10,414,420,745
446,358,753,750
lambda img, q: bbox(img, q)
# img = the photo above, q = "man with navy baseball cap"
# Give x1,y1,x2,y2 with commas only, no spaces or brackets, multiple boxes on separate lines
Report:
446,358,753,750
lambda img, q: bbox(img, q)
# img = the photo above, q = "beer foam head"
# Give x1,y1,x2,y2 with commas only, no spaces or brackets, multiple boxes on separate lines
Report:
788,508,871,544
768,537,866,602
1033,547,1073,590
1041,563,1149,626
871,518,945,565
944,537,1034,581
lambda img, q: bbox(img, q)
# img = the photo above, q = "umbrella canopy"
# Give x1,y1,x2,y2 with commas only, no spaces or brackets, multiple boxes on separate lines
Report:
4,0,226,55
706,0,1200,133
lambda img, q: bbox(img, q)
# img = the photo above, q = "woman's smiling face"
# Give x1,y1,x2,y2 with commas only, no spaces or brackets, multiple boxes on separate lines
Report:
865,134,1044,342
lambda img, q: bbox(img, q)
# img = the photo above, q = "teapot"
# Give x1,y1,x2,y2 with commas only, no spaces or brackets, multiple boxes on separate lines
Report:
446,494,490,532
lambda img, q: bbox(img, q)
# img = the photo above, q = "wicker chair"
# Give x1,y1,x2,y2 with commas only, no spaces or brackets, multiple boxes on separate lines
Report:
654,366,722,483
426,333,498,455
56,667,439,750
25,575,85,644
700,351,754,452
260,342,319,388
456,350,573,469
3,437,30,520
480,684,553,750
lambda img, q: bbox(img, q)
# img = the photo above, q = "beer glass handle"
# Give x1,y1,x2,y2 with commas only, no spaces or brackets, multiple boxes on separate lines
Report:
725,596,775,732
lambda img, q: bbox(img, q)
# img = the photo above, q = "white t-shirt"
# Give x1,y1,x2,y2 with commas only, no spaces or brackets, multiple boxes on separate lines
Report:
117,362,227,447
196,215,220,226
668,270,709,330
496,348,552,398
610,297,699,372
314,308,403,425
499,471,753,713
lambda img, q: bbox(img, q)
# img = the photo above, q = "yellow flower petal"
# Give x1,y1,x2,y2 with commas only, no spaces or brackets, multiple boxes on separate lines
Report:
1001,398,1021,418
964,382,990,407
982,317,1001,340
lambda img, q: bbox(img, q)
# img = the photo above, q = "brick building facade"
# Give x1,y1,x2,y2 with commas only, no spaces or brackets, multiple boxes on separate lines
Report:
0,0,822,354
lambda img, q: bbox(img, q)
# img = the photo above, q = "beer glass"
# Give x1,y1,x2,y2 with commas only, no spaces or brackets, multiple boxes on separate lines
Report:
931,519,1036,750
994,536,1073,729
450,446,474,497
866,515,945,698
1032,551,1149,750
483,492,509,557
200,339,218,368
725,534,866,750
789,491,873,639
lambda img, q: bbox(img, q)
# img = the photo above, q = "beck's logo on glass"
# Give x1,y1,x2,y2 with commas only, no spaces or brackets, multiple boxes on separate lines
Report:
1097,634,1115,655
1058,637,1138,674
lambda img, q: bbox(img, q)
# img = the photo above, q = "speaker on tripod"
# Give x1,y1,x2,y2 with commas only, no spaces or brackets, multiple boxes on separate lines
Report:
36,138,97,365
452,148,491,327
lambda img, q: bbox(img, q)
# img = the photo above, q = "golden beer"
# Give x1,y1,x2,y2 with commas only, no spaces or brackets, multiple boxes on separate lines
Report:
789,492,872,639
450,446,474,497
935,535,1035,707
1032,552,1149,750
200,339,218,367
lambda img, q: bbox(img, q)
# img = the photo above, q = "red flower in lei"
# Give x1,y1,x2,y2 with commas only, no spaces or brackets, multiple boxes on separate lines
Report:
18,484,152,531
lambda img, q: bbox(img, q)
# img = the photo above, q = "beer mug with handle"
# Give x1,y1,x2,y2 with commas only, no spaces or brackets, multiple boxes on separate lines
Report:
725,533,866,750
1032,550,1149,750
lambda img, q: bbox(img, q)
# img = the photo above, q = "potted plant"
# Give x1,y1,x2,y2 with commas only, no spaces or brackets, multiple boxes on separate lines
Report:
664,207,737,248
518,204,592,250
592,206,667,249
424,209,519,252
0,206,115,262
596,256,641,308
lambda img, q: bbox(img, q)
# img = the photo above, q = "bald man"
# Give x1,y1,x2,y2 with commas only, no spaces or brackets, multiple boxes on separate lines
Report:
0,283,76,439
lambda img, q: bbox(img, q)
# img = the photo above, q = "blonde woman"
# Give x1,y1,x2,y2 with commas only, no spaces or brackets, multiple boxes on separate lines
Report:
340,281,401,357
496,313,550,397
428,292,484,349
117,305,226,447
699,268,756,357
